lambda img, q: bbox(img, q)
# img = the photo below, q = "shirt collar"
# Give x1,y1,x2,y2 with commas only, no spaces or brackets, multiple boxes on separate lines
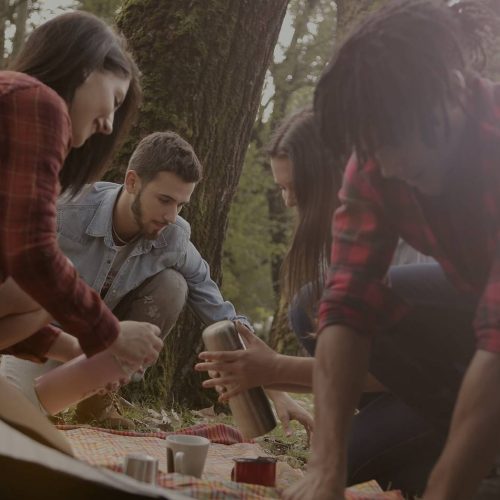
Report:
86,185,121,247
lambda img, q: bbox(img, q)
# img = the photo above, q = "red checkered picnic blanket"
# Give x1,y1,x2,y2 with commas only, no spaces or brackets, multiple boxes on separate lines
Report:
58,423,403,499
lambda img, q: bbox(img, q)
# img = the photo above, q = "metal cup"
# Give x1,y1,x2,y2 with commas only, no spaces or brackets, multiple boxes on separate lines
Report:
123,453,158,485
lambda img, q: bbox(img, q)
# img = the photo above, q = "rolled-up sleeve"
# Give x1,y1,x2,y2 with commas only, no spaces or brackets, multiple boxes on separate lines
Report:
318,156,409,336
176,241,251,329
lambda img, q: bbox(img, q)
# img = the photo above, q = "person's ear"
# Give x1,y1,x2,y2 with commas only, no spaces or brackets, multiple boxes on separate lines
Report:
124,170,141,194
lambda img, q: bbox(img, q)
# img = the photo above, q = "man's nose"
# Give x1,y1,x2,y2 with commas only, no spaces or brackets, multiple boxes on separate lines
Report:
163,205,177,223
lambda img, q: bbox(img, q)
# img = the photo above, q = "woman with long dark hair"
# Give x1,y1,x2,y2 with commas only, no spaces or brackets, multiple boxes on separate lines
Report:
197,107,439,496
267,107,342,325
0,12,162,371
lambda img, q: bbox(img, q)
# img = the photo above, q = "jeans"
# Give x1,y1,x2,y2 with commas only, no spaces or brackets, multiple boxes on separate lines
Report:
0,269,188,409
289,263,477,496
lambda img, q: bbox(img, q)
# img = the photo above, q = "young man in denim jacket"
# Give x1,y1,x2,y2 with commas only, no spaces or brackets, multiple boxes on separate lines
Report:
1,131,310,430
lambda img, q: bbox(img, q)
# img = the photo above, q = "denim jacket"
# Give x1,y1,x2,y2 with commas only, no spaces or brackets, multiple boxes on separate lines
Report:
56,182,250,328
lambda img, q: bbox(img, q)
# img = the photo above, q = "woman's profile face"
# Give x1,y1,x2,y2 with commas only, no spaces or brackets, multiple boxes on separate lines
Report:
271,155,297,208
69,69,130,148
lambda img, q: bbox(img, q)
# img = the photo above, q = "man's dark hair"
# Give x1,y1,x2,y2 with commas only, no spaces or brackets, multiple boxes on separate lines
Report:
127,131,203,184
314,0,499,161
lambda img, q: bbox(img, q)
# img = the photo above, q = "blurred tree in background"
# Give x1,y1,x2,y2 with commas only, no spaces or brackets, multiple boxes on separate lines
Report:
222,0,336,347
0,0,40,68
222,0,390,354
77,0,121,22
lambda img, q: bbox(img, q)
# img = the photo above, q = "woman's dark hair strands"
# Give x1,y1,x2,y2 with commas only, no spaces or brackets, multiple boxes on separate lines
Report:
267,108,343,311
10,11,142,195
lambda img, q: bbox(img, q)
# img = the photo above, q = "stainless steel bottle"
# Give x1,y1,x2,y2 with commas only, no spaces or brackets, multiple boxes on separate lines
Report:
202,320,277,439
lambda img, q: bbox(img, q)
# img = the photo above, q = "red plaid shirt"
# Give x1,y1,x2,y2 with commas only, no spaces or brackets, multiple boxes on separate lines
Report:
319,77,500,353
0,71,119,360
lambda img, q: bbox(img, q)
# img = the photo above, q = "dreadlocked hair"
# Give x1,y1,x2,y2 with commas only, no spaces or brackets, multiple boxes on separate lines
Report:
314,0,500,162
266,108,343,313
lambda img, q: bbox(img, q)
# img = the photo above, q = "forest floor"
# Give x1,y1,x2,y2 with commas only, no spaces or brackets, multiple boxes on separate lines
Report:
58,392,313,471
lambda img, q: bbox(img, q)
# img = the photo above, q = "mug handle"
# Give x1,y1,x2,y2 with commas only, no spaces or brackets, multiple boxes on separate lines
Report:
174,451,185,474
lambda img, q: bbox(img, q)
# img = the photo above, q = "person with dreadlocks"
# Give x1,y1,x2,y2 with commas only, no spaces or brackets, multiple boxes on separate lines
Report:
283,1,500,499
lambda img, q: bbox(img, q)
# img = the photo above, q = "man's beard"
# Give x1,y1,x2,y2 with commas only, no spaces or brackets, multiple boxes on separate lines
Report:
131,191,161,240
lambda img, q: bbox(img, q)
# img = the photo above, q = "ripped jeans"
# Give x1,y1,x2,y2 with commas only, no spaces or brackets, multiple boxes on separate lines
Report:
0,269,188,407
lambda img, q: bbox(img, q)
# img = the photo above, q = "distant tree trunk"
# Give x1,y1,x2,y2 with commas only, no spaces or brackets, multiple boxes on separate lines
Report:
0,0,8,68
11,0,28,59
116,0,289,408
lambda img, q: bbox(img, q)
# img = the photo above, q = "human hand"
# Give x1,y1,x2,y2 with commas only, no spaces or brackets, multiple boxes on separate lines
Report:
108,321,163,372
46,331,83,362
195,321,280,400
267,391,313,444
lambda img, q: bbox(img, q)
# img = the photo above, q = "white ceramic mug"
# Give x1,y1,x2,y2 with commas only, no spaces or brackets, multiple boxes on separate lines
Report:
166,435,210,478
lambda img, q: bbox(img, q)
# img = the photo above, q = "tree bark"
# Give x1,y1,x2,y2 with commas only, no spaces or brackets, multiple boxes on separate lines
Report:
116,0,289,408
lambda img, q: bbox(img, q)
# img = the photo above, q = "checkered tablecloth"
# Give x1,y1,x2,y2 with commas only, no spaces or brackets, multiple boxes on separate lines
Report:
58,423,403,499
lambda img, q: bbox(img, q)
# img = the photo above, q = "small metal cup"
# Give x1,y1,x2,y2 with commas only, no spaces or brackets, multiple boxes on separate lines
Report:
123,453,158,485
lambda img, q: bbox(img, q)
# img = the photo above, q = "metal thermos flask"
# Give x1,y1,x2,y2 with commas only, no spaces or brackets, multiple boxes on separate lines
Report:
202,320,277,439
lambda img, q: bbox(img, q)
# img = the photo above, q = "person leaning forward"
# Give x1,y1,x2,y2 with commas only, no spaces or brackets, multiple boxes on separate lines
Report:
0,12,162,384
284,1,500,499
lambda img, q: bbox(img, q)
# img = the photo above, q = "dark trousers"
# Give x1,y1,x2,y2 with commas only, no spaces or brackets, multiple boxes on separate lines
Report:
289,264,477,496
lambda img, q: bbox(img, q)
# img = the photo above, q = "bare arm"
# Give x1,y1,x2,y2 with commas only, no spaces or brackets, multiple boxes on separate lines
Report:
197,323,383,395
424,350,500,500
284,325,370,500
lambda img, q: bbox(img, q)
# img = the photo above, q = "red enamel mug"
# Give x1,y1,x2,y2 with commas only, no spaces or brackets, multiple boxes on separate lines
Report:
230,457,277,487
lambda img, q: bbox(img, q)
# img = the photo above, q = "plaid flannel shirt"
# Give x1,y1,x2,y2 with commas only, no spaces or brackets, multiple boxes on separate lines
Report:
319,76,500,353
0,71,119,360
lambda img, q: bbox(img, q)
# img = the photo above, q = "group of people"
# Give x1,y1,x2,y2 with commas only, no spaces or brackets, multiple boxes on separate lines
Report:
2,0,500,499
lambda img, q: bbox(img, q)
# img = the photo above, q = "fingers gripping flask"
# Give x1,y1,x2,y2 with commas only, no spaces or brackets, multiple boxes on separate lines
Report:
202,320,277,439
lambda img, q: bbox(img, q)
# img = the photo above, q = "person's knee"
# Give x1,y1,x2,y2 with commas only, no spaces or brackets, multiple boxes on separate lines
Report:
140,269,187,338
150,269,188,311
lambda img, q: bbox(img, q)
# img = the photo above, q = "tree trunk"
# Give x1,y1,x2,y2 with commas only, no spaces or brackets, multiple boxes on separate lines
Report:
11,0,29,60
116,0,289,408
0,0,8,69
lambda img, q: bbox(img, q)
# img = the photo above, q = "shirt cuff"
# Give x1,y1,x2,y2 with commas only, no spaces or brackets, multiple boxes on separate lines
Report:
77,311,120,357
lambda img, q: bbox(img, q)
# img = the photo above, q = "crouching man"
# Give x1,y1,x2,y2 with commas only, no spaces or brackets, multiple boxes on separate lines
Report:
0,131,309,432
